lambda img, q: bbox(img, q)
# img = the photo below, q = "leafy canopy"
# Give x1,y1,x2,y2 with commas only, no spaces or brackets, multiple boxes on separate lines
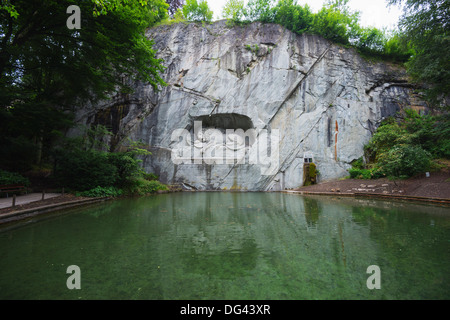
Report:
0,0,168,109
0,0,168,172
388,0,450,106
221,0,412,63
363,110,450,179
182,0,213,22
222,0,245,21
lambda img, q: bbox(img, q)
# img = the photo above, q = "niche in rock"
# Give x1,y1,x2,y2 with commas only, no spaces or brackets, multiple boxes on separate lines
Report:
194,113,254,131
176,113,257,165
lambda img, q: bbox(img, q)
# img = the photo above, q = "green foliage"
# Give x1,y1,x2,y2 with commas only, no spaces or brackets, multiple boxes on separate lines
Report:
77,186,123,198
183,0,213,22
361,109,449,179
85,125,114,151
245,44,260,54
244,0,274,22
0,169,30,186
349,168,368,179
367,110,450,162
126,178,169,196
351,157,365,170
402,109,436,153
1,0,18,18
0,136,39,172
353,26,386,55
349,168,384,180
1,0,167,107
430,114,450,158
54,149,118,191
155,8,186,26
272,0,314,34
310,0,359,45
364,118,409,162
0,0,169,172
53,134,157,192
303,162,317,186
378,144,431,179
309,162,317,183
388,0,450,106
52,132,165,194
348,156,385,180
143,172,159,181
224,0,411,63
107,152,143,188
222,0,245,21
382,32,414,63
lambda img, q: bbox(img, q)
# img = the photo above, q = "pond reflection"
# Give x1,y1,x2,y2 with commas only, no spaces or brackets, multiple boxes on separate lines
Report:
0,192,448,300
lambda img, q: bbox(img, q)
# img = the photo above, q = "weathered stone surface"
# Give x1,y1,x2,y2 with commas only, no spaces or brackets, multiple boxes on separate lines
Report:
70,21,421,191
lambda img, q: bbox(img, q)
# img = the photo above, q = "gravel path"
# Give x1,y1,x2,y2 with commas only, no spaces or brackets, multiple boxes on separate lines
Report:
295,170,450,199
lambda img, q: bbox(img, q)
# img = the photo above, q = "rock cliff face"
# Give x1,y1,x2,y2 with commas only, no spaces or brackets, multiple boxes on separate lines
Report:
72,21,422,191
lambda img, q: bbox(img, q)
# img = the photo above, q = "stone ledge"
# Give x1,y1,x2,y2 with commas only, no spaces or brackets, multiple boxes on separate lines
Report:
283,190,450,206
0,197,111,225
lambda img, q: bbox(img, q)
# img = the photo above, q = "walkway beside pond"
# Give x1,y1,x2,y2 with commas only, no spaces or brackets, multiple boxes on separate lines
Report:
0,193,61,209
0,194,110,226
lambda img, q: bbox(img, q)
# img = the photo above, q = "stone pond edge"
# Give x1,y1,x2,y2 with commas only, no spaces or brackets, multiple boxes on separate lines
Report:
1,191,449,226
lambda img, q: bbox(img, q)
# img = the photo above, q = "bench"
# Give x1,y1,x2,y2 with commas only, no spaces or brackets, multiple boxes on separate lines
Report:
0,184,27,197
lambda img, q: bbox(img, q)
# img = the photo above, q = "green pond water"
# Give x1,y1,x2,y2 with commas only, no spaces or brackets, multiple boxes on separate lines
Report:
0,192,449,300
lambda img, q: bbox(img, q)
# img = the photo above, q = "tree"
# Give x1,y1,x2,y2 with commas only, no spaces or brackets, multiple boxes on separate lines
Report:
166,0,185,17
382,31,413,62
182,0,213,22
244,0,274,22
240,0,410,63
310,0,360,45
388,0,450,106
0,0,168,105
353,26,387,55
0,0,168,171
378,144,431,178
222,0,245,21
364,118,409,162
271,0,314,34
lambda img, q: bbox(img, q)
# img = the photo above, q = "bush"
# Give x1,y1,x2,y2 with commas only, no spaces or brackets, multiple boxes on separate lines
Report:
54,149,117,191
107,152,143,188
309,162,317,184
370,167,386,179
0,169,31,186
77,186,123,198
430,114,450,159
143,172,159,181
126,178,168,196
183,0,213,22
349,168,371,179
378,144,431,179
222,0,245,21
348,166,386,180
358,109,448,180
0,136,38,172
351,157,365,170
154,8,186,27
303,162,318,186
364,119,409,162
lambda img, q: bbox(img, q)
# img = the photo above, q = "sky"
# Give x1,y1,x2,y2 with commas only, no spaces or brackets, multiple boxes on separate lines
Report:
206,0,405,30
